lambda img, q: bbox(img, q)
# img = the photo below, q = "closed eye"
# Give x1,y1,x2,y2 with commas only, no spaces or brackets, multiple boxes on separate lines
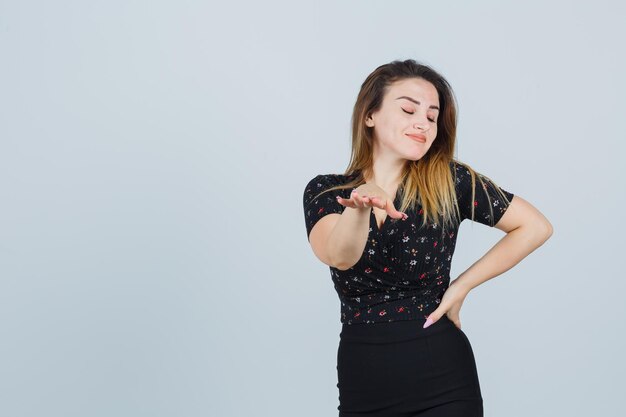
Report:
402,108,436,123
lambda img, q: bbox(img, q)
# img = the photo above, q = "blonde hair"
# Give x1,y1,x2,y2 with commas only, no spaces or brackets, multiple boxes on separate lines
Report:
312,59,512,233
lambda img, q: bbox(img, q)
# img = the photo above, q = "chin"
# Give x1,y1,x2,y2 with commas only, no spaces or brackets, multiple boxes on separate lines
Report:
404,147,431,161
403,153,425,161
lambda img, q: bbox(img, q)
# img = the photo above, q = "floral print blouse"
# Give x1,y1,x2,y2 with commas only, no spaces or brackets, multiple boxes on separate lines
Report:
302,160,515,325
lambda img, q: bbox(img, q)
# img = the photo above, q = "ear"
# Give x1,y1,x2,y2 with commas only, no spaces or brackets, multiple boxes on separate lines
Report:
365,115,374,127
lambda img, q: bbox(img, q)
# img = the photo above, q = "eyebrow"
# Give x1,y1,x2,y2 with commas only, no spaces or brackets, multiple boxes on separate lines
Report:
395,96,440,111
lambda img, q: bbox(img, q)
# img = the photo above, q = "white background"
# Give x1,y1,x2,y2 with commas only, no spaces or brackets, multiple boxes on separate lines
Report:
1,1,624,416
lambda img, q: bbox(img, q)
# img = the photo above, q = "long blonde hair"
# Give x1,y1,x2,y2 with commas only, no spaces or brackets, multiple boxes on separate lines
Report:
313,59,512,233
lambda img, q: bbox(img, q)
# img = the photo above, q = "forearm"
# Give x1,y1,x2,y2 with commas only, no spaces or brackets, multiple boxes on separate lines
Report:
453,224,552,293
327,207,371,270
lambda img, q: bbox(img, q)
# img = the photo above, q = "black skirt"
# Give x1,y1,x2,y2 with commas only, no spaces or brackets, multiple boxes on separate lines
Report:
336,315,483,417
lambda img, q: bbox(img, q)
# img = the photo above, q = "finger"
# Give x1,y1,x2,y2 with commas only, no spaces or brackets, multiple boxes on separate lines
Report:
337,192,360,208
351,190,369,208
361,195,370,204
358,194,374,208
423,312,439,328
335,195,353,208
369,196,387,210
336,189,360,208
369,196,407,219
386,200,409,221
364,195,388,211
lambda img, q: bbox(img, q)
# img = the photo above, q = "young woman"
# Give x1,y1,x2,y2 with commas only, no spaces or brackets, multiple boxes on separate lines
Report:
302,59,553,416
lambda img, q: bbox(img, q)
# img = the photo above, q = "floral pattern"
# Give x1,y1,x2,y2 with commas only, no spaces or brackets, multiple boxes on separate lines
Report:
303,161,514,325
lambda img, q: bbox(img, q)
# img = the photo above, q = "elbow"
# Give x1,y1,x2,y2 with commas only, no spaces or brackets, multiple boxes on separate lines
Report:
330,254,357,271
543,219,554,240
328,243,360,271
517,218,553,246
536,220,553,244
328,253,345,270
332,258,355,271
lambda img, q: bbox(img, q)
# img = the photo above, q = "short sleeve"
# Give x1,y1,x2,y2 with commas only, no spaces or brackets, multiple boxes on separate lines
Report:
453,162,515,227
303,174,348,241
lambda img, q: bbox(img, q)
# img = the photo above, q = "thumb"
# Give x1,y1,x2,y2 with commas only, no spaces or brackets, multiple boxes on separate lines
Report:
423,311,442,329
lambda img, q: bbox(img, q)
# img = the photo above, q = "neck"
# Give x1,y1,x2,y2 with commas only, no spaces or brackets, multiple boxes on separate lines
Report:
364,160,406,189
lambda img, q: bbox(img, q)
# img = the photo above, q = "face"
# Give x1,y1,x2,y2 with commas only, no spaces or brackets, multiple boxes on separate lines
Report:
365,78,440,161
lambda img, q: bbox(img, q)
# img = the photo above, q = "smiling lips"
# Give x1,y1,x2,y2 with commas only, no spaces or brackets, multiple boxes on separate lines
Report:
406,133,427,143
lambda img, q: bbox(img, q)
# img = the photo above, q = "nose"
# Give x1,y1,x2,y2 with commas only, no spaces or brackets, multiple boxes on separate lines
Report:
413,122,427,131
413,112,430,131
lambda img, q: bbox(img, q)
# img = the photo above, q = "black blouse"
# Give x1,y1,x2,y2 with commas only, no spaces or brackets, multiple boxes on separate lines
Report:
302,160,515,325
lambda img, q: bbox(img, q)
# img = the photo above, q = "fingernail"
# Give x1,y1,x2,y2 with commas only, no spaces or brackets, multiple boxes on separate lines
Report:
423,318,434,328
